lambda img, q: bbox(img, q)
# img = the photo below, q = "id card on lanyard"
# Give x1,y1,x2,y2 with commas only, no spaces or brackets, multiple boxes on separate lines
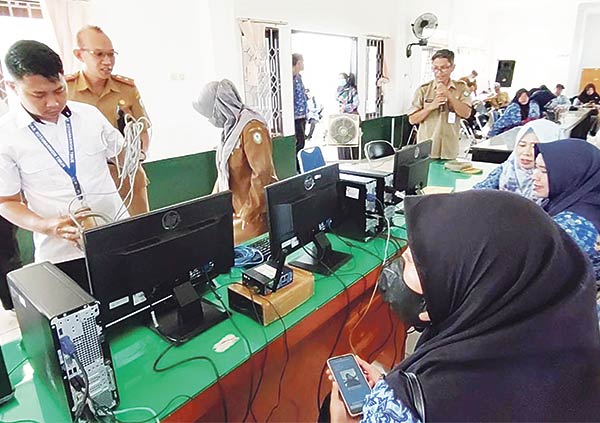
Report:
28,118,84,200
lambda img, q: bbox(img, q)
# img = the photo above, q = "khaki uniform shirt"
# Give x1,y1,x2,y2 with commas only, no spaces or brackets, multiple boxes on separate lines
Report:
66,71,150,130
408,79,472,159
228,120,278,244
489,92,510,109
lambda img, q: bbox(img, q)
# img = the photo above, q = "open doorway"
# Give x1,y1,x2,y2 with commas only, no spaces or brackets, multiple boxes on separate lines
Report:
291,31,357,159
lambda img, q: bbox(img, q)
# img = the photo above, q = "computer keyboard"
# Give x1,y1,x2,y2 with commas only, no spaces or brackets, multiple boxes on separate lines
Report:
247,236,271,260
233,236,272,268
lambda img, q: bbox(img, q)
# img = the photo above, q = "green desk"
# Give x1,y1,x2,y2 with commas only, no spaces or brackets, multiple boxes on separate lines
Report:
0,163,490,422
0,234,407,423
427,160,498,191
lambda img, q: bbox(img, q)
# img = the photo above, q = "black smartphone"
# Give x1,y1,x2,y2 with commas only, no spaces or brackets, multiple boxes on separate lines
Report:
0,345,14,405
327,354,371,417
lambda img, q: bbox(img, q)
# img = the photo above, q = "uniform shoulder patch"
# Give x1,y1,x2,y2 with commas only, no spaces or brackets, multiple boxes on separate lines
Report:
243,120,269,144
112,74,136,86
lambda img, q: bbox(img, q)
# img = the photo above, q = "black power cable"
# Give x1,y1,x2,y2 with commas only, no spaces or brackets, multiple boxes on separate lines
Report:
71,353,90,422
152,343,228,422
298,242,353,415
244,285,290,423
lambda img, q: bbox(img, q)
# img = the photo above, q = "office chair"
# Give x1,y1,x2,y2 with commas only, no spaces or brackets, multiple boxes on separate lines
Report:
407,125,419,145
297,146,326,173
364,140,395,162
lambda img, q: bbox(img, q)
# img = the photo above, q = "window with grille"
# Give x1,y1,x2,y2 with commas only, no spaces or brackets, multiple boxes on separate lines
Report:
365,38,384,120
241,26,283,136
0,0,43,115
0,0,42,18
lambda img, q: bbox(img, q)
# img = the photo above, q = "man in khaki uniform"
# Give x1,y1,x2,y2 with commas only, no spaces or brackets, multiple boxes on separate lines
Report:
488,82,510,109
66,25,150,216
408,49,472,160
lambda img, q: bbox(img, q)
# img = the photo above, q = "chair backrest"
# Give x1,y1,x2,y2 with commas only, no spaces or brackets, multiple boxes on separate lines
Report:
297,146,326,173
364,140,395,161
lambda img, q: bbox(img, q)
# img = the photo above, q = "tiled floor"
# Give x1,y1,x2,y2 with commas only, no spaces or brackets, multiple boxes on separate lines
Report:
0,307,20,345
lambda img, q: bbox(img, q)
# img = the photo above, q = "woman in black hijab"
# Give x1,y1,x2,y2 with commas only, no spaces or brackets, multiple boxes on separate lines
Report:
327,190,600,422
575,83,600,106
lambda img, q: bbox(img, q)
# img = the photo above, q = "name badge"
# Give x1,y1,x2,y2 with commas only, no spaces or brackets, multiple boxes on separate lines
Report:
448,112,456,124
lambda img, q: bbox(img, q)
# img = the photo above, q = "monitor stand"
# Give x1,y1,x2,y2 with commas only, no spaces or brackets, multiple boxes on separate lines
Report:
149,281,228,344
288,232,351,276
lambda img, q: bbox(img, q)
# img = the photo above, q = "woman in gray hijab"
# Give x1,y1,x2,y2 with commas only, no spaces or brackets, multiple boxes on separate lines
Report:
193,79,277,244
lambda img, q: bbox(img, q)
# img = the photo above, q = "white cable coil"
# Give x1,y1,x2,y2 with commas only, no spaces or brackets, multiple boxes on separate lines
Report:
67,114,149,235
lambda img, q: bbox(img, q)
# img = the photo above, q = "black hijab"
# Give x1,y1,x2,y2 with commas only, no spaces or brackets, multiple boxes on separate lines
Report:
512,88,530,120
578,83,600,104
536,139,600,231
385,190,600,422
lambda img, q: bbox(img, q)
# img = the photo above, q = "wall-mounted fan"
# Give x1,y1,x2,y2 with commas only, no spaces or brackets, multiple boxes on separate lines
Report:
406,13,438,58
326,114,360,147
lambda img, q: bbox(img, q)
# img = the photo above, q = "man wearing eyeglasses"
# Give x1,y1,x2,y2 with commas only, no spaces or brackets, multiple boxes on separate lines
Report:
66,25,151,216
408,49,472,160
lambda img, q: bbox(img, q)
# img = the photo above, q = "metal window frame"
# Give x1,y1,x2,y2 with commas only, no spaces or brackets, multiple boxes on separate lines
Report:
240,26,284,137
265,27,283,136
0,0,43,18
365,38,384,120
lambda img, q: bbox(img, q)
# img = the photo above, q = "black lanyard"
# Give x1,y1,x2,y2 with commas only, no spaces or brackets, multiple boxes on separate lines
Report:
28,118,83,200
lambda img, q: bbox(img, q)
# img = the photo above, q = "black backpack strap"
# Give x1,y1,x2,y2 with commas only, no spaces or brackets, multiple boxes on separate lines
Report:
404,371,426,422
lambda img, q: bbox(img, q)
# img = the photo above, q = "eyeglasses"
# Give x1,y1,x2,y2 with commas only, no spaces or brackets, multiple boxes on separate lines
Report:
80,49,118,60
432,65,451,73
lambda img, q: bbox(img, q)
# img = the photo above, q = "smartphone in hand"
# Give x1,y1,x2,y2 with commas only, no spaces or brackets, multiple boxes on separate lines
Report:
327,354,372,417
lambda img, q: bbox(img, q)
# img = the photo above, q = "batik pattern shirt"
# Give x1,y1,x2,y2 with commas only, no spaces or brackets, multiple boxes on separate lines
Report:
553,211,600,283
489,102,540,136
361,379,421,423
473,165,502,190
293,74,307,119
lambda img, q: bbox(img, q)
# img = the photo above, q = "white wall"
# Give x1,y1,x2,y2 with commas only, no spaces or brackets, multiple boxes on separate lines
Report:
394,0,584,112
90,0,240,161
568,2,600,93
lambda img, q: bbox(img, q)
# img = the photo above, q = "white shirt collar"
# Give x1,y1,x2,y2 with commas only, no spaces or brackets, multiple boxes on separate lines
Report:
14,104,73,129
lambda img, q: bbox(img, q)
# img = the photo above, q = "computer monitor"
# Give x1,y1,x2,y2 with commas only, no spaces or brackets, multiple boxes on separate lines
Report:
265,163,351,276
83,191,234,343
393,139,432,194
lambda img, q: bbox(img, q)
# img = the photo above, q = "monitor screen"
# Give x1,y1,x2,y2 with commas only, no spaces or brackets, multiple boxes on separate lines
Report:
83,191,234,330
265,164,350,275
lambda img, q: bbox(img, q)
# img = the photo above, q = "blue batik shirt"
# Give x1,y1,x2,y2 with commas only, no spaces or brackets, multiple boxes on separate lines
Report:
473,165,502,190
293,74,307,119
553,211,600,283
361,378,421,423
489,102,540,136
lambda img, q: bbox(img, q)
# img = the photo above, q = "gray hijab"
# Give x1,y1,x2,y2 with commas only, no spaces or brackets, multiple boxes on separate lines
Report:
192,79,267,191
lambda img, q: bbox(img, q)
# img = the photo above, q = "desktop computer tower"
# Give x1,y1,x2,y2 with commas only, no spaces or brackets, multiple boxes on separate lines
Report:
340,168,397,219
8,262,119,420
337,174,380,241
